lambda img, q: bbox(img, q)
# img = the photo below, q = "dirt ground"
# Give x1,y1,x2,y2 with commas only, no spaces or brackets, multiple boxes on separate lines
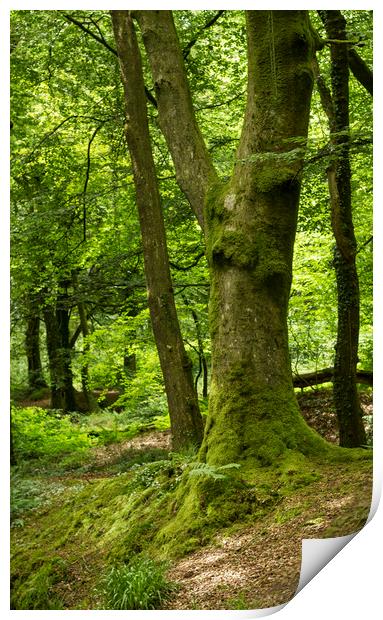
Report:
13,388,373,610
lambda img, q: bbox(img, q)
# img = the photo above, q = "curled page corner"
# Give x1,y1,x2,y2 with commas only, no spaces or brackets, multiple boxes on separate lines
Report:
294,468,381,597
244,534,357,618
229,602,287,618
242,473,379,619
295,533,356,594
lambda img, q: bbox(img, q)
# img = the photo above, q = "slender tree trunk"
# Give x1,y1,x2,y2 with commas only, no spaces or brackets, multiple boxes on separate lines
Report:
25,314,47,392
77,300,99,412
72,272,99,412
317,10,367,447
111,11,204,450
135,10,332,465
182,293,209,397
134,11,218,229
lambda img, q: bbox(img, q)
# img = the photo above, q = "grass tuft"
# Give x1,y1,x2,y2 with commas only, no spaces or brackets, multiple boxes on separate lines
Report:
99,556,176,609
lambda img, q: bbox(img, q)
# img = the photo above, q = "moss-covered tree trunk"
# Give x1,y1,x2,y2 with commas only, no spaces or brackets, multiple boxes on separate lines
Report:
317,11,367,447
43,287,76,412
111,11,204,451
25,314,47,392
135,10,332,465
200,12,324,464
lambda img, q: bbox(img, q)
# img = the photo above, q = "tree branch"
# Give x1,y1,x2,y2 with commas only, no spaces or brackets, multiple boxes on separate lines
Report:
293,367,372,388
182,10,225,60
134,10,218,229
357,235,373,254
318,10,373,96
64,13,117,55
349,47,373,96
169,252,205,271
23,114,108,163
63,13,158,108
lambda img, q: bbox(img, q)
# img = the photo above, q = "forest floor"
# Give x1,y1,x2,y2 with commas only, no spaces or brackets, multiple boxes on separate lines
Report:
11,389,373,610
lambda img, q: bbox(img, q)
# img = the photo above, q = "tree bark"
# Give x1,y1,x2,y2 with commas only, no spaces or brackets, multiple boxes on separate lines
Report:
317,10,367,447
72,272,99,412
25,314,47,392
136,10,332,465
111,10,204,450
134,10,218,230
43,288,76,412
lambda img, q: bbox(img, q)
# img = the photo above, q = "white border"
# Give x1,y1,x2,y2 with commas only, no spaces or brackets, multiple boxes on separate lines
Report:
2,2,382,618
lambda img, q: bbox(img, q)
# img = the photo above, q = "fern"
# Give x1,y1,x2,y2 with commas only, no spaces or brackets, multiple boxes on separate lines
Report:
188,462,241,481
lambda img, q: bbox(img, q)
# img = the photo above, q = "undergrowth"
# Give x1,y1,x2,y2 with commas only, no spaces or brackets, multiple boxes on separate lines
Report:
100,557,176,609
10,400,373,610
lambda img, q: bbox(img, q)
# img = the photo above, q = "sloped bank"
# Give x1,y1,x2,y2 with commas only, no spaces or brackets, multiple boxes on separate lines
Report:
11,445,372,610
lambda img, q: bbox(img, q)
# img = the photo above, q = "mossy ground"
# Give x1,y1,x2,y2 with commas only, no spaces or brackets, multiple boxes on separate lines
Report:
11,412,372,610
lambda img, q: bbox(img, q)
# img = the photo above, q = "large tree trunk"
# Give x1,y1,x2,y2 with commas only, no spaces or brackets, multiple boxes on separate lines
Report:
25,314,47,392
136,10,332,465
317,10,367,447
111,11,204,450
201,12,326,465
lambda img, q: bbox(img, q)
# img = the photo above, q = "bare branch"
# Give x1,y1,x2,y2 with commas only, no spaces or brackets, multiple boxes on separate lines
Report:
82,123,105,241
182,10,225,60
63,13,158,108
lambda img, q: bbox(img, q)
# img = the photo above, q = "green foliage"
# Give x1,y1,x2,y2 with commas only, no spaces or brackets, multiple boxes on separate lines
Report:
12,406,94,461
11,470,85,523
100,557,176,610
188,462,241,480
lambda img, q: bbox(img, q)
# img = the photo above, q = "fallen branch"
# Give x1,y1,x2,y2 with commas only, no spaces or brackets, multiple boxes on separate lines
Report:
293,367,372,388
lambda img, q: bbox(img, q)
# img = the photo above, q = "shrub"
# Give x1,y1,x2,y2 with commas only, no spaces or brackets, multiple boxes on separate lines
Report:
11,406,93,461
100,557,176,610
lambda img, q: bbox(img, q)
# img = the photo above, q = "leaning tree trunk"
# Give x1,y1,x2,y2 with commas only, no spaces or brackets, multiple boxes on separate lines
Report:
25,314,47,392
317,10,367,447
135,10,332,465
111,11,204,450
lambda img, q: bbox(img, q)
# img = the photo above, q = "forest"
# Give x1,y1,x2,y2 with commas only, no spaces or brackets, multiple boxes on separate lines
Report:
10,9,373,611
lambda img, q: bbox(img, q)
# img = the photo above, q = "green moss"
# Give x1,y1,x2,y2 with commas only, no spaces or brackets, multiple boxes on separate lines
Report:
205,182,260,271
243,150,305,194
322,497,371,537
11,436,372,608
276,450,321,491
154,461,282,558
11,556,67,610
201,380,334,467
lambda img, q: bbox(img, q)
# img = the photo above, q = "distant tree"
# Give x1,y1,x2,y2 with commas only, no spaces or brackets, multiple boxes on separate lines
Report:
315,9,371,446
